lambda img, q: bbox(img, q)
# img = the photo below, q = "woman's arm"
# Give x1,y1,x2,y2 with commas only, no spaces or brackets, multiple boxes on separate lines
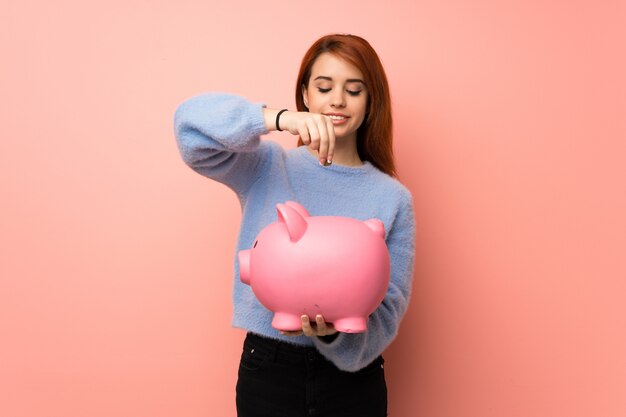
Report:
311,191,417,372
263,108,336,166
174,93,271,195
174,93,338,194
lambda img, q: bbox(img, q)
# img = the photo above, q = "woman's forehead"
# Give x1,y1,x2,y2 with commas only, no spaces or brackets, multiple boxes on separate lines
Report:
310,53,364,81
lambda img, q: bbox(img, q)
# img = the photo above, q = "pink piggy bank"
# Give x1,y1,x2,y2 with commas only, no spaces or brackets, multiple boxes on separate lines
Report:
238,201,390,333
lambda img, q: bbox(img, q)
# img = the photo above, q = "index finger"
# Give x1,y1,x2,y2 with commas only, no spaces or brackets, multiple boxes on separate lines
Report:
325,117,335,165
317,117,330,165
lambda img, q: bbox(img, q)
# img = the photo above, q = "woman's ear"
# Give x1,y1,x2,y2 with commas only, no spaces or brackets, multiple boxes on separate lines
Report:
301,84,309,109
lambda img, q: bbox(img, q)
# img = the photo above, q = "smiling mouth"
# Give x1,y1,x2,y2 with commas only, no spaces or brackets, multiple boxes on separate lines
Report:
325,114,350,121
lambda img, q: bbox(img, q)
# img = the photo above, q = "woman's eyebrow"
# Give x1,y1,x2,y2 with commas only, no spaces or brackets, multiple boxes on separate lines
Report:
313,76,365,84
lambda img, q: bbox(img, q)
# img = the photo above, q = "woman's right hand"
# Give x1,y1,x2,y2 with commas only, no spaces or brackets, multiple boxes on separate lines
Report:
264,109,335,166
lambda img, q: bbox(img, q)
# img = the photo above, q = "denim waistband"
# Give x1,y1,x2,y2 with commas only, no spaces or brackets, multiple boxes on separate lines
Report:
244,332,337,368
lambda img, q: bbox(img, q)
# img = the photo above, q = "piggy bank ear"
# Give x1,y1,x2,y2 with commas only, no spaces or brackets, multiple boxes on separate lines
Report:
364,219,386,239
285,201,311,218
277,203,308,242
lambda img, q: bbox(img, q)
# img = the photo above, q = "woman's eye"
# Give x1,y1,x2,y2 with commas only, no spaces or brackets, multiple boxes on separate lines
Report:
317,88,331,93
347,90,362,96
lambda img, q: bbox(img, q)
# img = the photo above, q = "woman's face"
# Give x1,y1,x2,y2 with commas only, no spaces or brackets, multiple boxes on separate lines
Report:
302,52,368,142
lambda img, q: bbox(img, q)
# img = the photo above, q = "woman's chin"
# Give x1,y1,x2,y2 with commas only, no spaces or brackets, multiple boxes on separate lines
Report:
334,131,357,142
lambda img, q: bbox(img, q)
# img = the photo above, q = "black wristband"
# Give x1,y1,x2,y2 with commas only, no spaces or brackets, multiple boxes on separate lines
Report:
276,109,288,131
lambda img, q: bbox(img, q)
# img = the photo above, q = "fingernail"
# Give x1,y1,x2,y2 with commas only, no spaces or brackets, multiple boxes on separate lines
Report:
324,159,332,166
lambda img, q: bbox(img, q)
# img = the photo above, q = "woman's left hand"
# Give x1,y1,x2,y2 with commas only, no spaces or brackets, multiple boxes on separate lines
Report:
280,315,338,337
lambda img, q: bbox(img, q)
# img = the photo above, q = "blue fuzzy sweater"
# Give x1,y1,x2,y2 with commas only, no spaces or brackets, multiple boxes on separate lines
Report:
174,93,416,372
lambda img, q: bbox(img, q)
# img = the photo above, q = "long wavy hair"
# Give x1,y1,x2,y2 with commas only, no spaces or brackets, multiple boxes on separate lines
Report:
295,34,396,177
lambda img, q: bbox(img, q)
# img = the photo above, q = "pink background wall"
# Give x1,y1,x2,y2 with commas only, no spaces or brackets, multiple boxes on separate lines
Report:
1,1,624,416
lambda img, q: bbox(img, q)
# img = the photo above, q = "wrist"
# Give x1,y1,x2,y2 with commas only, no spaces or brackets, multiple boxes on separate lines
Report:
262,108,279,131
275,109,289,131
263,108,289,131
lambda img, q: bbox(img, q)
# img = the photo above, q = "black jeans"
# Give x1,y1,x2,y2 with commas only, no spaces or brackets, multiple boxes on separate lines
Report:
236,332,387,417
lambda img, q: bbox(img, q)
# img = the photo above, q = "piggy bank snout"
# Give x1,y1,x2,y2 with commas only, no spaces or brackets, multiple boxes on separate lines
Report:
238,250,251,284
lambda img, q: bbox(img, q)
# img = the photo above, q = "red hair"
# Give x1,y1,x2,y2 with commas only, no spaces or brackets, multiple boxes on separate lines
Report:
295,34,396,177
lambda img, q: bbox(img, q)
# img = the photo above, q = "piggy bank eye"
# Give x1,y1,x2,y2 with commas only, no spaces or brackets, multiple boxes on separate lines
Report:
253,240,258,248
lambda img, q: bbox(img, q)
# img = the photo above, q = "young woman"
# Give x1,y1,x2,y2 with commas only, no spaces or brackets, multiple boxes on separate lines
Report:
174,34,415,417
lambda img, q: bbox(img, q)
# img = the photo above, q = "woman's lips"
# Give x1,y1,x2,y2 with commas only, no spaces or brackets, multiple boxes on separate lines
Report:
325,113,350,125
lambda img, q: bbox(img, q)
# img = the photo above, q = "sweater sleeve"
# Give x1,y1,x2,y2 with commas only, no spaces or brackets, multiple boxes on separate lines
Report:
312,190,417,372
173,93,269,195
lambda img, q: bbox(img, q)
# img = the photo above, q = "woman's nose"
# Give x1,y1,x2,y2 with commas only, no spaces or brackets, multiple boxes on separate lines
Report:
330,91,346,108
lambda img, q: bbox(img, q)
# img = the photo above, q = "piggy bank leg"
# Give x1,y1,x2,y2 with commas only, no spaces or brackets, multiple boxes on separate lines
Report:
332,317,368,333
272,312,303,331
